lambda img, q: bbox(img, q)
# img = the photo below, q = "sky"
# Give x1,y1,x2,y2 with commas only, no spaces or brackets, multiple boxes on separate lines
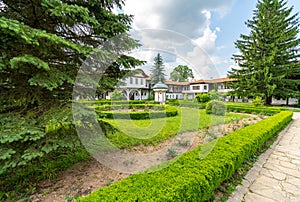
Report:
121,0,300,80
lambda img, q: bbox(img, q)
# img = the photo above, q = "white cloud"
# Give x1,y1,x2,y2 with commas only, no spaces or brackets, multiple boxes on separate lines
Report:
123,0,234,79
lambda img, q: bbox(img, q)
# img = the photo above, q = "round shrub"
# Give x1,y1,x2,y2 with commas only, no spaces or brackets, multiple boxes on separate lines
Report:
252,96,263,106
206,100,226,116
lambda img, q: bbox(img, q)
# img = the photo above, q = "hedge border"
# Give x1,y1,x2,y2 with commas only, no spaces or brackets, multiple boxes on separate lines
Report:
97,105,178,120
226,104,286,115
78,100,160,105
77,111,292,202
92,104,165,111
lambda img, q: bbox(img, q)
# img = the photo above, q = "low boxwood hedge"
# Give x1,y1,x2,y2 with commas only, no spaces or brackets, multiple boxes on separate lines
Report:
93,104,165,111
226,104,286,115
77,111,292,202
78,100,160,105
97,105,178,119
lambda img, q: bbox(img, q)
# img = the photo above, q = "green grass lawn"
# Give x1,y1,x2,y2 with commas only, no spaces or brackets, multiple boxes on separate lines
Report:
102,108,249,149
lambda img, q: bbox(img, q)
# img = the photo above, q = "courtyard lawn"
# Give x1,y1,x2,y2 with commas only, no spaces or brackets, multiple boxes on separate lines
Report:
102,108,249,149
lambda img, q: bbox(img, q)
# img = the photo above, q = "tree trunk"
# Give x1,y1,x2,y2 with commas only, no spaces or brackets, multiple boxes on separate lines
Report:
286,98,289,106
265,96,272,105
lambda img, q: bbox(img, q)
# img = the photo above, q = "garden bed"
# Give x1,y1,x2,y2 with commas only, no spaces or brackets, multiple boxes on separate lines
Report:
26,113,264,201
77,111,292,202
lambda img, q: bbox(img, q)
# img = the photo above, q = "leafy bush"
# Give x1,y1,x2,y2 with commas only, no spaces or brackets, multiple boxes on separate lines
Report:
195,93,211,103
77,111,292,202
110,90,125,100
184,93,188,101
167,99,180,106
0,105,91,200
206,100,226,116
252,96,263,106
209,90,221,100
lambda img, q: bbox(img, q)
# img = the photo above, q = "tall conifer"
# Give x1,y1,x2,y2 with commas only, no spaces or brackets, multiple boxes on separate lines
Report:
228,0,300,105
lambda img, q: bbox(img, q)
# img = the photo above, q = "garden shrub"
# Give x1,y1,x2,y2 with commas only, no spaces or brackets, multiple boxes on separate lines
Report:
166,99,180,106
195,93,211,103
252,96,263,106
110,90,125,100
206,100,226,116
209,90,221,100
77,111,293,202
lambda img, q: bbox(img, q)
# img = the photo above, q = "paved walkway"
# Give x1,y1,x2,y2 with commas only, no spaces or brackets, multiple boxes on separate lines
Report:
228,112,300,202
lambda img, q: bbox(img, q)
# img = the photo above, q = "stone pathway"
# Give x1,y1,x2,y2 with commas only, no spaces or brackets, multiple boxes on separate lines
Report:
228,112,300,202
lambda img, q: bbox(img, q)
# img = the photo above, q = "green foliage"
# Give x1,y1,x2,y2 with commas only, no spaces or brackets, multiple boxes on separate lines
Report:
166,99,180,106
165,148,177,159
93,104,165,111
206,100,226,116
226,103,286,115
229,0,300,105
77,111,292,202
178,100,206,109
209,90,221,100
0,0,143,111
252,97,263,107
110,90,125,100
184,93,188,101
150,53,166,85
97,105,178,119
99,108,248,149
170,65,194,82
195,93,211,103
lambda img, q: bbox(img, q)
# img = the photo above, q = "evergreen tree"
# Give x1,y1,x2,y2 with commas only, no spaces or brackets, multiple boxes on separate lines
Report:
228,0,300,105
0,0,144,185
0,0,143,111
150,53,166,85
170,65,194,82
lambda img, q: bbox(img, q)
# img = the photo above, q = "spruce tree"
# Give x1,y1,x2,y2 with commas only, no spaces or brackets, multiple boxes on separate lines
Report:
0,0,143,111
228,0,300,105
150,53,166,85
0,0,144,183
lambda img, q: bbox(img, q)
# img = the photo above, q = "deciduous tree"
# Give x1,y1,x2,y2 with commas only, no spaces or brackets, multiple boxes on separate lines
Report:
170,65,194,82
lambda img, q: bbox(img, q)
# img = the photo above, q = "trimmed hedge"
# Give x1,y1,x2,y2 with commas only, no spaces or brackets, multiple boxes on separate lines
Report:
78,100,160,105
226,103,286,115
77,111,292,202
93,104,165,111
97,105,178,119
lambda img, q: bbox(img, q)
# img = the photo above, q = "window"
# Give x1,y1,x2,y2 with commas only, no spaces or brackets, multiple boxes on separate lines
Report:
203,85,207,90
192,86,200,90
130,77,133,84
141,79,143,85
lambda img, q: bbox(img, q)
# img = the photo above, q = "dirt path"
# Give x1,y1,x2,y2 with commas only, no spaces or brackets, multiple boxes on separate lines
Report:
27,114,264,202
